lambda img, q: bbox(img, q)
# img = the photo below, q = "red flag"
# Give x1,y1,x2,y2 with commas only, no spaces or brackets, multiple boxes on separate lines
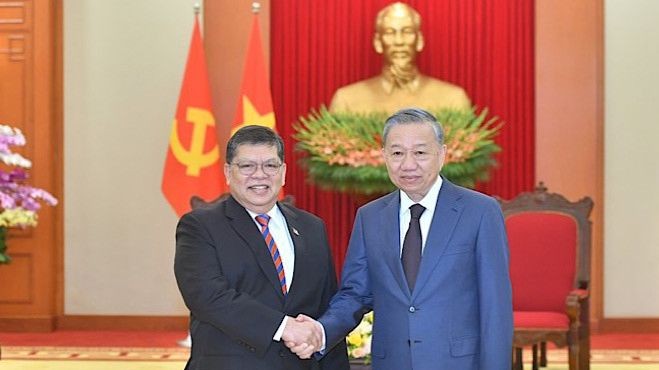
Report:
230,15,276,135
230,14,283,198
162,16,225,217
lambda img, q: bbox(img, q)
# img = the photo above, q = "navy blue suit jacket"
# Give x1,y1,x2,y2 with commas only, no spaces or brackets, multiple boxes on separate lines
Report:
319,180,513,370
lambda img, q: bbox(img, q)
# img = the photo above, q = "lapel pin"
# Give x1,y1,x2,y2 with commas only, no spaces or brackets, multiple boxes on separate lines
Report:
292,228,300,236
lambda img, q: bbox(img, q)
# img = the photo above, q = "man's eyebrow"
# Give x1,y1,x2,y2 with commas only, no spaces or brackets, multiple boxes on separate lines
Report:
386,143,430,149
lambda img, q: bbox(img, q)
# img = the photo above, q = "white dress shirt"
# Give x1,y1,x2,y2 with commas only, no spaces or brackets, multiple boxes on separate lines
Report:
398,176,443,256
247,205,295,289
247,204,295,341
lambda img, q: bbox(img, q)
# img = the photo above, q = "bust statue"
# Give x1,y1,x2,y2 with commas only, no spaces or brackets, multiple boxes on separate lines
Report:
329,2,471,114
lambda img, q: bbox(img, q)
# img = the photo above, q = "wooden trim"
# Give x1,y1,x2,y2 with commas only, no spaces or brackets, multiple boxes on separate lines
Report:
0,316,55,332
0,315,188,331
56,315,189,331
7,316,658,334
0,0,61,319
52,0,65,319
591,0,605,334
597,319,659,333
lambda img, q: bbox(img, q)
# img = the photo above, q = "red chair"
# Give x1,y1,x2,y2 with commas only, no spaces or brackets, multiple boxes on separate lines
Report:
498,183,593,370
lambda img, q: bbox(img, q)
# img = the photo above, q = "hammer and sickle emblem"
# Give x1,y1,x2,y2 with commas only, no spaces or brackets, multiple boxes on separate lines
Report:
169,107,220,177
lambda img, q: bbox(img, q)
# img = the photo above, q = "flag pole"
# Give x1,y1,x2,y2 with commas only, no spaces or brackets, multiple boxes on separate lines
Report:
251,1,261,14
193,2,201,15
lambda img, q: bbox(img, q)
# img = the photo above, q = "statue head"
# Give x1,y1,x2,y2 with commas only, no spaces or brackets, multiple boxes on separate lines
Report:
373,2,425,71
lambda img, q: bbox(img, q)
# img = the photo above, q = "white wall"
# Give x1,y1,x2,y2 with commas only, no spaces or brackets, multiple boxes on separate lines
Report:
64,0,201,315
604,0,659,316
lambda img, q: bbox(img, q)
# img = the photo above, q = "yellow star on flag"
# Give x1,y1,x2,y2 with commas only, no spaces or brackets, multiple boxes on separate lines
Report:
231,95,275,136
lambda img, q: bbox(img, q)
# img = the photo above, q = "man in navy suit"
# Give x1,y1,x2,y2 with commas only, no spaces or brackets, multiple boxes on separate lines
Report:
175,125,349,370
289,108,513,370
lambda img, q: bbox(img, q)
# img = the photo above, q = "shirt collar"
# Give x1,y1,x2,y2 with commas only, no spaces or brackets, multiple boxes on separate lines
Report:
246,204,281,222
399,176,443,214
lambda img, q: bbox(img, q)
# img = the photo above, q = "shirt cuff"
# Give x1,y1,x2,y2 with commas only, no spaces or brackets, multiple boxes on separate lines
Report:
273,316,288,341
317,321,327,353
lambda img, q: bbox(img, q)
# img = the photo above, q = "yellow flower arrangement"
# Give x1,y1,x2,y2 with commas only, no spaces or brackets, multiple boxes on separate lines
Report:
346,311,374,362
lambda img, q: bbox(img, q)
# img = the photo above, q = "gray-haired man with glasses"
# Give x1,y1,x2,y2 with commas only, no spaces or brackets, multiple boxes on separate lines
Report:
288,108,512,370
174,125,349,370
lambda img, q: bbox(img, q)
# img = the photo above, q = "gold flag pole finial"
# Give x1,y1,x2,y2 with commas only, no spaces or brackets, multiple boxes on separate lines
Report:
251,2,261,14
193,3,201,15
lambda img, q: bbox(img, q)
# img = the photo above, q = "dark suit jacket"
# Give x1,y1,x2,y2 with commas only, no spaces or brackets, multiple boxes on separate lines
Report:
319,180,513,370
175,196,349,370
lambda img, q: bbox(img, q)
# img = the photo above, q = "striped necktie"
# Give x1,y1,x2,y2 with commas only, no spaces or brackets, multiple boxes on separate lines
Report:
255,214,287,295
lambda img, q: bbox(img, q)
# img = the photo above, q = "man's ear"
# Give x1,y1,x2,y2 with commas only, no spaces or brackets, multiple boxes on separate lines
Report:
223,163,231,186
438,144,447,169
373,34,383,54
416,31,425,52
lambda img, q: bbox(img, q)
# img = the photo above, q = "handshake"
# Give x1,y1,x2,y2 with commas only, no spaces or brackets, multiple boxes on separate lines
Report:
281,314,324,359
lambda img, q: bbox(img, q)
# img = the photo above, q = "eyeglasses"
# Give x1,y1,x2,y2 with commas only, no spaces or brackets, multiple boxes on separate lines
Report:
231,160,283,176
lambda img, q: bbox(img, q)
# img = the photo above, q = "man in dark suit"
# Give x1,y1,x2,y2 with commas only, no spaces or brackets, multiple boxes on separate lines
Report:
174,125,349,370
289,108,513,370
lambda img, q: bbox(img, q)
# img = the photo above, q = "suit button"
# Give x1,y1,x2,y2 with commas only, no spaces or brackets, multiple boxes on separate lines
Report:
250,347,256,352
409,306,416,313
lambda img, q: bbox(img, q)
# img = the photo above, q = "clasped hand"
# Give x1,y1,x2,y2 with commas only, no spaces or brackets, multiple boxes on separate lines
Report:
281,314,323,359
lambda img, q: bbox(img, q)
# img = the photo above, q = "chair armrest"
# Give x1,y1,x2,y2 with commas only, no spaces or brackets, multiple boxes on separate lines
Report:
569,289,589,300
565,289,589,322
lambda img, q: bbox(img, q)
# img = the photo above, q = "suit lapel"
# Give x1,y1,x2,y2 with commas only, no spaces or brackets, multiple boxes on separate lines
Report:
225,197,284,301
412,180,463,298
278,203,308,307
381,192,412,297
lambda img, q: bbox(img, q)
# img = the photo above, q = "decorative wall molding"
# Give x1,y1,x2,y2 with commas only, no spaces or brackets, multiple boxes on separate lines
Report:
0,315,188,332
0,315,54,332
0,1,29,27
598,319,659,333
57,315,189,331
0,253,33,303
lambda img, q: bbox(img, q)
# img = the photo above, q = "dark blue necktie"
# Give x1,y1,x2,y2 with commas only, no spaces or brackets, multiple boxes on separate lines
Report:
402,204,425,291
